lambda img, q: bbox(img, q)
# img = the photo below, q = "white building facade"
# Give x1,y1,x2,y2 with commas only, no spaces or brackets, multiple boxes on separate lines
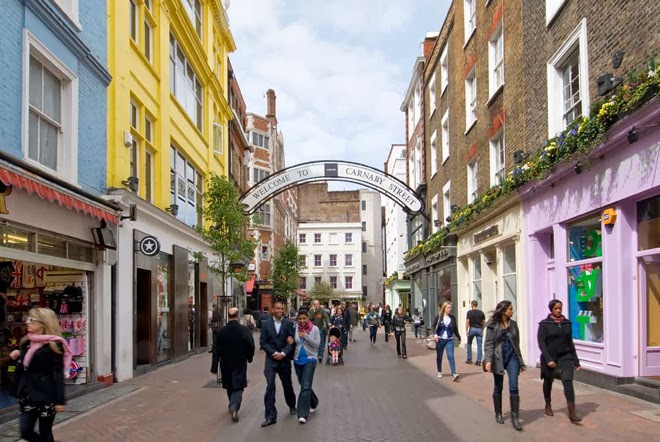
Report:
359,190,384,304
298,222,363,303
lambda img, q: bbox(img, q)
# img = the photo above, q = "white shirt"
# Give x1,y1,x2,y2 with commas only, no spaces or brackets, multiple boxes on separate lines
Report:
274,318,282,334
440,315,451,340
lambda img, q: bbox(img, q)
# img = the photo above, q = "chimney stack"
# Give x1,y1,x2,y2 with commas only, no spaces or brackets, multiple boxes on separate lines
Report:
266,89,277,125
423,31,439,61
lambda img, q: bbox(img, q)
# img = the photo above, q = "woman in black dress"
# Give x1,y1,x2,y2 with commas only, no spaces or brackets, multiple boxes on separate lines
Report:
537,299,582,423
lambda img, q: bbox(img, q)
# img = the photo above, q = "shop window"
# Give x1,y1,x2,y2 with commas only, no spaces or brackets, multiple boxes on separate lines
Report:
157,252,172,362
638,195,660,251
566,214,604,343
502,245,517,321
0,225,34,252
37,235,67,259
438,268,452,306
187,262,196,352
472,256,482,305
67,242,95,263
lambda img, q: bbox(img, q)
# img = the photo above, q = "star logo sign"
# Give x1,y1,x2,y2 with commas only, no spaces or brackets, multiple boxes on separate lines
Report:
140,237,160,256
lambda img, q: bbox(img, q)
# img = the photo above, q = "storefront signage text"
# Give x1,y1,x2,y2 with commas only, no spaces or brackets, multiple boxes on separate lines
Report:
240,161,423,215
0,184,12,214
404,261,421,277
425,248,451,264
139,235,161,257
473,225,499,245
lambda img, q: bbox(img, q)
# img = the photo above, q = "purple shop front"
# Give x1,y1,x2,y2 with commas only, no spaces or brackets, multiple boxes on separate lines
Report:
522,99,660,380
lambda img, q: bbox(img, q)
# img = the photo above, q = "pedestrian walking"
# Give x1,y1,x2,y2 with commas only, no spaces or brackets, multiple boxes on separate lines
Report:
381,305,393,342
432,301,461,381
259,301,297,427
392,306,410,358
293,309,320,424
309,299,330,363
241,308,256,333
9,307,71,442
348,303,359,342
412,308,423,339
210,307,255,423
484,300,525,431
537,299,582,423
365,307,380,346
465,300,486,365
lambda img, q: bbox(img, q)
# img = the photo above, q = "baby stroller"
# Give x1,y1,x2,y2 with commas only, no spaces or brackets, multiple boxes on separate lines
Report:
325,326,344,366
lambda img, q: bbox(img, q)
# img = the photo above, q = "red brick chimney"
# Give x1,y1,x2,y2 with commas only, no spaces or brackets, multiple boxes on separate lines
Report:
266,89,277,125
423,31,439,61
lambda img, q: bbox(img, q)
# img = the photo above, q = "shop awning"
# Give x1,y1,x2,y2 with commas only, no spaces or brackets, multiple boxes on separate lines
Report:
295,289,308,299
245,274,256,294
0,165,119,225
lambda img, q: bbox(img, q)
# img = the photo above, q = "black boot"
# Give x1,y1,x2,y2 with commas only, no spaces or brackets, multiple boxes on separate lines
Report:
493,394,504,424
544,397,554,416
510,395,523,431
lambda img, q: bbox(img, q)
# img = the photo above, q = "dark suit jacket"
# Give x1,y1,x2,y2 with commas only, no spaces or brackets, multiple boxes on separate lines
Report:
259,317,295,366
211,321,255,390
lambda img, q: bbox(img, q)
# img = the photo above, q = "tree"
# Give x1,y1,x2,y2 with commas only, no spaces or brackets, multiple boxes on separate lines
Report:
272,240,303,303
308,281,334,304
197,174,255,301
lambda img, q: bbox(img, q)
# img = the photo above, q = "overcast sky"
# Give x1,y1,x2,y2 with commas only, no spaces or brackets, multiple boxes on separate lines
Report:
227,0,451,177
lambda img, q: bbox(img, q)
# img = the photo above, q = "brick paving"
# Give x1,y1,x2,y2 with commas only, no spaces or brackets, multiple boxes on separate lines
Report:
1,328,657,441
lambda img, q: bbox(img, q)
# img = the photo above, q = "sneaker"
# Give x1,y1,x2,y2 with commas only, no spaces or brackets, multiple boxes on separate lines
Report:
298,417,307,424
290,407,297,415
465,360,473,364
310,408,316,414
452,373,460,382
437,372,443,378
476,361,482,366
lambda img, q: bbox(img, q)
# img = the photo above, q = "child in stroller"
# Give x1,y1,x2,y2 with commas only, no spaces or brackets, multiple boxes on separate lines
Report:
326,327,344,365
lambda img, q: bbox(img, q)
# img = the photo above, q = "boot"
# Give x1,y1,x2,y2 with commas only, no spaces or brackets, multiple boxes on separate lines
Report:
492,394,504,424
544,397,554,416
510,395,523,431
567,402,582,423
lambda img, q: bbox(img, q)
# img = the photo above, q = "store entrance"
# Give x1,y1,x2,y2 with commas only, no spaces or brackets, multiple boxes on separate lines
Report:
136,268,152,366
639,255,660,377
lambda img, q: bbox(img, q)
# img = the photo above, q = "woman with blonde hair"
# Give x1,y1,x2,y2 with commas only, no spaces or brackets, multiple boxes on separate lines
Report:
432,301,461,381
10,307,72,442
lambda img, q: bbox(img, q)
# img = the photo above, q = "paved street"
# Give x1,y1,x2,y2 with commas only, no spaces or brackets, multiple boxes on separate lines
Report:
2,328,656,442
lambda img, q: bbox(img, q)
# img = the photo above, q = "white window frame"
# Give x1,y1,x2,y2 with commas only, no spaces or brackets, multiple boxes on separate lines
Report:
183,0,202,38
129,0,138,41
299,233,306,244
431,194,439,233
170,146,203,228
144,115,153,143
547,18,589,138
467,161,478,203
144,149,153,203
254,202,271,227
464,0,477,44
414,136,422,188
53,0,80,28
442,181,451,227
144,18,153,62
345,276,353,290
299,255,306,267
330,276,338,289
329,254,337,267
489,23,504,98
441,110,450,163
22,30,78,184
213,123,223,156
261,245,270,261
407,101,414,141
465,67,477,131
345,254,353,266
170,34,204,131
345,233,353,243
440,44,449,94
489,131,506,186
428,73,437,115
430,130,438,177
314,233,322,243
314,255,322,267
546,0,568,25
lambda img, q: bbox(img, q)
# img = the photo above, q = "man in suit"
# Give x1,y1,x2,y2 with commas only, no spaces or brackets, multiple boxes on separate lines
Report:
210,307,255,423
260,301,297,427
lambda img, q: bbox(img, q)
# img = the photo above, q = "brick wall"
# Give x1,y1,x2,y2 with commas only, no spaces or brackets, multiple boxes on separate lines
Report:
297,183,360,223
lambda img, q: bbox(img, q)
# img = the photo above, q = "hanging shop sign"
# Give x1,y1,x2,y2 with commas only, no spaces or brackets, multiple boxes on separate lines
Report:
0,183,12,214
139,235,161,257
240,160,424,215
473,225,500,245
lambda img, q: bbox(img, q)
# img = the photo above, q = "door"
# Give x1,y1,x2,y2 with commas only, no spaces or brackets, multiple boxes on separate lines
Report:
136,268,152,366
640,255,660,376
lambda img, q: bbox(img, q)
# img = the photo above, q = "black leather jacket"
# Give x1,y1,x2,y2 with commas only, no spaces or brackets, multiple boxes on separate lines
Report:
392,314,410,332
17,342,66,405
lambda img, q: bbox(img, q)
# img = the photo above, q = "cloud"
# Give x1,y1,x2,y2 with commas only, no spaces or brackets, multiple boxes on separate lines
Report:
227,0,449,172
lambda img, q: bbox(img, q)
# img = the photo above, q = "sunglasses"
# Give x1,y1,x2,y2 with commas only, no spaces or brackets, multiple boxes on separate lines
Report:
26,317,40,324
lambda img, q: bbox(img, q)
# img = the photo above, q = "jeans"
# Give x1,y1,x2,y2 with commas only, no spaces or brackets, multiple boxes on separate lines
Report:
226,388,244,412
395,331,407,356
317,329,327,359
349,326,355,341
414,324,421,338
435,338,456,374
369,325,378,343
492,355,520,395
384,323,391,342
19,401,56,442
466,327,483,362
362,318,367,331
294,361,319,419
264,362,297,421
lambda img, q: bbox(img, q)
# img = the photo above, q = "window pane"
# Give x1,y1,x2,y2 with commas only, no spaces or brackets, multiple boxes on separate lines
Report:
646,260,660,346
145,151,152,202
68,242,95,263
503,245,516,274
568,262,604,343
567,215,602,261
145,117,152,143
28,111,39,162
38,234,67,258
638,195,660,251
42,68,61,123
503,274,517,321
39,119,58,170
0,225,34,251
473,256,481,279
29,56,42,109
130,0,138,40
144,21,152,61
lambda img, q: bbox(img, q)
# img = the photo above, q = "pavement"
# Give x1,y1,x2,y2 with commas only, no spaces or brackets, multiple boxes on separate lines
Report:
1,328,658,441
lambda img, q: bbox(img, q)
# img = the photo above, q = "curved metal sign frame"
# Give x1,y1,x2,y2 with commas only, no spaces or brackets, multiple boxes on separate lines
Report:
239,160,424,215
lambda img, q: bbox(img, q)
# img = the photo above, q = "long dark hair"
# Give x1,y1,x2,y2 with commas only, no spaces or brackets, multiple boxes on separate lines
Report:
488,300,512,325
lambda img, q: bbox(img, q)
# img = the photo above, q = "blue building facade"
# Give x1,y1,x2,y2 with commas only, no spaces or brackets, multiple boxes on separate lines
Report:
0,1,118,403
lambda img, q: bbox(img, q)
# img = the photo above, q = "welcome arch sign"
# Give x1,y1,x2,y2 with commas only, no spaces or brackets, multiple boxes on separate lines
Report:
239,161,424,215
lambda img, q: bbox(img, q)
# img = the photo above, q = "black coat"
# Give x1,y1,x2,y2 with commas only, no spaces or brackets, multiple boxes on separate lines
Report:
211,321,255,390
17,342,66,405
259,317,295,367
537,315,580,379
381,310,393,325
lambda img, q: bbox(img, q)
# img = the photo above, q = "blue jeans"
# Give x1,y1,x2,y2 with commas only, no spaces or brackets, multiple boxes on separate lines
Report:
317,329,327,359
369,325,378,343
493,356,520,395
294,361,319,419
436,339,456,374
466,327,483,362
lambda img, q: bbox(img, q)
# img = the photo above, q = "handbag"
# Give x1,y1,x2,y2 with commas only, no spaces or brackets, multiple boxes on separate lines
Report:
7,357,23,398
420,318,425,326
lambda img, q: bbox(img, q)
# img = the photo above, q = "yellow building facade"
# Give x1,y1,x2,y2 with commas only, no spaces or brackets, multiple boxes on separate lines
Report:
107,0,235,228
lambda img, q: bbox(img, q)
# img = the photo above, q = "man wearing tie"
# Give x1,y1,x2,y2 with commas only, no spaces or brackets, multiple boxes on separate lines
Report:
260,301,297,427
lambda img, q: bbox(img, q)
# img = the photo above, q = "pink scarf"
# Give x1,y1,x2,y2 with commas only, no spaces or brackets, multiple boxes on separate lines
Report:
298,320,314,334
23,334,73,379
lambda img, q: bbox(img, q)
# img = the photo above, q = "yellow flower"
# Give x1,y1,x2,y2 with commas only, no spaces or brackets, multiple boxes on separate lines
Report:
578,123,585,133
